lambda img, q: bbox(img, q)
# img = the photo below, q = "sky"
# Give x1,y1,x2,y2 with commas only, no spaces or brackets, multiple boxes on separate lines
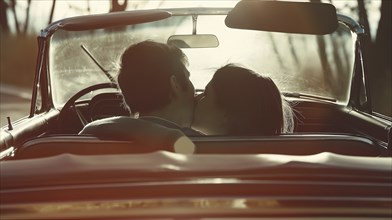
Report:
8,0,381,40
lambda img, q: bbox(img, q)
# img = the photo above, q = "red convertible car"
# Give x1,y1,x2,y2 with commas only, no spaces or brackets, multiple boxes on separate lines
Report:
1,1,391,219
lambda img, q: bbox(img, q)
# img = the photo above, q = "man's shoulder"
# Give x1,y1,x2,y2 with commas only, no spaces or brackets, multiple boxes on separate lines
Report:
79,116,133,134
80,116,203,136
84,116,133,128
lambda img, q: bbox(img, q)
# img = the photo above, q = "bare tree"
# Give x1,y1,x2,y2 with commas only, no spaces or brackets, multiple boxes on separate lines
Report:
357,0,371,39
371,0,392,116
10,0,20,34
287,35,300,68
310,0,334,92
268,33,286,71
1,0,32,35
0,0,10,34
374,0,391,74
22,0,32,35
357,0,372,72
110,0,128,12
87,0,91,14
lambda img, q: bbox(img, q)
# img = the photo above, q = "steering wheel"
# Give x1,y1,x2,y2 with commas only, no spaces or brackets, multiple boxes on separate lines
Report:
57,83,118,132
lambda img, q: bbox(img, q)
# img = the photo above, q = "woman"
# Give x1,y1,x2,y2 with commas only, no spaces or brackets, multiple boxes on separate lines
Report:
192,64,294,135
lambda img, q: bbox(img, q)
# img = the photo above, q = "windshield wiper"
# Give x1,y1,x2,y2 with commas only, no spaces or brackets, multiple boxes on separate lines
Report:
282,92,336,102
81,44,117,85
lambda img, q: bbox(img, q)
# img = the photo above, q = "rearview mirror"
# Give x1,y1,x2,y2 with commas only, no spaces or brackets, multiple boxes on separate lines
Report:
225,0,338,35
167,34,219,48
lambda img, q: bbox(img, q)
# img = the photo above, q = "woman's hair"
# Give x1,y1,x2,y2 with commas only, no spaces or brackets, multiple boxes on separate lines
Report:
211,64,294,135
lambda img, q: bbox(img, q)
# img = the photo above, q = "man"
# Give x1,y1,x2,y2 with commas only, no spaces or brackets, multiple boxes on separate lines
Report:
80,40,199,147
117,40,195,128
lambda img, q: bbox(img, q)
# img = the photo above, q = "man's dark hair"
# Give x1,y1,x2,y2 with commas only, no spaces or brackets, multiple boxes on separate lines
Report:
118,40,189,113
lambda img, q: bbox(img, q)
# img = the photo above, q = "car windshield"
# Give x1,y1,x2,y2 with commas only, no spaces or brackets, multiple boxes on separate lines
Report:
50,13,354,107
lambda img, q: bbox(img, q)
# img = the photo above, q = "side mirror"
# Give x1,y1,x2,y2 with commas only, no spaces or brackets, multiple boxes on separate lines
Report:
167,34,219,48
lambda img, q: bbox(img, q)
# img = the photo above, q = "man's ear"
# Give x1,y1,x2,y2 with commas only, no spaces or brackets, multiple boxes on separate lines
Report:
169,75,180,97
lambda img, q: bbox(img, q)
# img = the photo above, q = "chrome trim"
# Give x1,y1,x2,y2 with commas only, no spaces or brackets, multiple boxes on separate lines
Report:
30,37,46,117
337,14,365,34
0,147,15,159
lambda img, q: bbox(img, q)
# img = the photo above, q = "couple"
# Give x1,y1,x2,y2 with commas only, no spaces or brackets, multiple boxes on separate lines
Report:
80,41,293,146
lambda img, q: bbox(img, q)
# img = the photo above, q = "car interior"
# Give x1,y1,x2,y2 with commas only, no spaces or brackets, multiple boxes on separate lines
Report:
4,90,388,160
1,1,391,161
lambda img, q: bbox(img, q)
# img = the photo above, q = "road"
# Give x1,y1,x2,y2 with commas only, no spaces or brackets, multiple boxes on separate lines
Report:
0,84,31,127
